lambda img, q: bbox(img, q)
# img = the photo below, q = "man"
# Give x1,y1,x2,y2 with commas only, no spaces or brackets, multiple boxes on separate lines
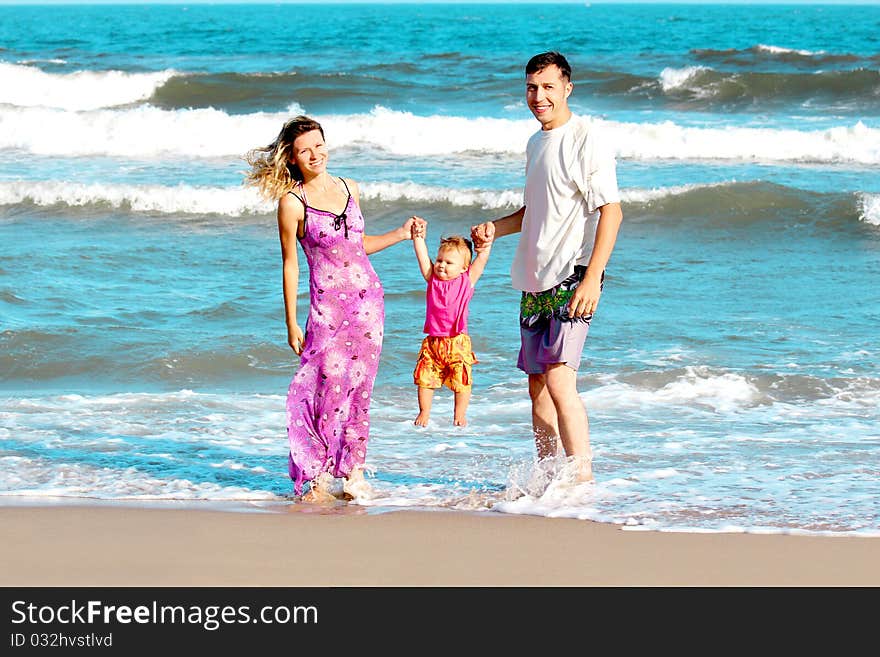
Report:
471,51,623,482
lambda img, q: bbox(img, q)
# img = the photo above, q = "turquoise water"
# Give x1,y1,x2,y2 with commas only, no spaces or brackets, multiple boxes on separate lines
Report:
1,3,878,534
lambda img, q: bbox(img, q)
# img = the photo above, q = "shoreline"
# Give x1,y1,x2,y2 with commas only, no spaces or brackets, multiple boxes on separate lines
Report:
2,503,878,586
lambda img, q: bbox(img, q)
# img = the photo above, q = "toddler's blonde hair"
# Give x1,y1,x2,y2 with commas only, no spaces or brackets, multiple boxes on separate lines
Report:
438,235,473,264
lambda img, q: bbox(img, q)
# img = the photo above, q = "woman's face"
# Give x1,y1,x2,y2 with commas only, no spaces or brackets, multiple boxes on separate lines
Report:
291,129,328,179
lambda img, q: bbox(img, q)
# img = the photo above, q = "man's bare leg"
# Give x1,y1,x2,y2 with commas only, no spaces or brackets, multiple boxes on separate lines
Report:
414,387,434,426
528,373,563,458
544,363,593,482
453,388,471,426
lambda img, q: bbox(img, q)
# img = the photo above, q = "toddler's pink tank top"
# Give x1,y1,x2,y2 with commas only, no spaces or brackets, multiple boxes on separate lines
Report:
424,271,474,337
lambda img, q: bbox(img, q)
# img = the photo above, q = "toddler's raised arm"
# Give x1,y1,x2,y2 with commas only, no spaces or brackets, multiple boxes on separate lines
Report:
411,216,432,282
468,239,492,286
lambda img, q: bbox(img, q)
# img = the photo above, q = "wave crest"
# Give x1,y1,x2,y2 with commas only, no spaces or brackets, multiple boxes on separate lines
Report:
858,193,880,226
657,65,880,109
0,62,176,110
2,105,878,165
692,44,865,66
1,180,871,223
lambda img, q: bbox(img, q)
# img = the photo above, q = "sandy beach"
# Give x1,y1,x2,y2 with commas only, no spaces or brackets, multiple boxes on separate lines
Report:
2,504,877,587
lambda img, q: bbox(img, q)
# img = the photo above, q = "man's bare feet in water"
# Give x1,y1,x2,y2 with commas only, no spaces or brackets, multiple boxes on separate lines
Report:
301,472,336,504
573,455,594,483
414,411,431,427
342,468,373,501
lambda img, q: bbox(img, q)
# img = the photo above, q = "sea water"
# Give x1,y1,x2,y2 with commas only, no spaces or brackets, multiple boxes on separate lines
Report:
1,3,878,535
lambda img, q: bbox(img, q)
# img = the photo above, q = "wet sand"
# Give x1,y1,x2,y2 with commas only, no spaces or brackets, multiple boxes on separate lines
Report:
2,504,877,586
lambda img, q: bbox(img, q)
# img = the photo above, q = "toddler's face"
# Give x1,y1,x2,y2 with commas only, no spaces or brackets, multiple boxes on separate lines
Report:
433,246,469,281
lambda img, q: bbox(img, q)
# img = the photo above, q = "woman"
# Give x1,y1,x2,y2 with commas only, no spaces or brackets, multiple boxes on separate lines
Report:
246,116,422,503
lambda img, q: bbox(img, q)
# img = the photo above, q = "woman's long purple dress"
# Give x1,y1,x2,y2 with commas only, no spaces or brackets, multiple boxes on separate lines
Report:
286,181,384,494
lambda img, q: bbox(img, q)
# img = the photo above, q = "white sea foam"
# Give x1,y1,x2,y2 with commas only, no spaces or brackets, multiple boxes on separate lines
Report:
755,44,822,56
0,105,279,157
324,106,535,155
653,370,760,411
636,468,682,480
857,192,880,226
0,182,273,216
610,118,880,165
1,390,287,448
210,459,268,474
2,387,879,534
585,367,761,413
2,104,878,164
17,58,68,66
0,62,176,110
360,181,524,209
0,456,280,501
0,179,723,215
429,442,468,453
0,180,274,215
618,182,722,203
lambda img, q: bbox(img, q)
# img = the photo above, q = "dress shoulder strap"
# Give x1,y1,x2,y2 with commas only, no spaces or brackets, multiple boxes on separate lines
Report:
287,184,307,209
287,186,308,237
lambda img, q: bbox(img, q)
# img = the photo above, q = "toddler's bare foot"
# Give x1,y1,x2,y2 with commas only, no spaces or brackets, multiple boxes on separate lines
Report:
301,473,336,504
453,415,467,427
414,411,430,426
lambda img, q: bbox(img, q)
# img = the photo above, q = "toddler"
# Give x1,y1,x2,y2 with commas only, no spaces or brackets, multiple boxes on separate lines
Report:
410,218,491,426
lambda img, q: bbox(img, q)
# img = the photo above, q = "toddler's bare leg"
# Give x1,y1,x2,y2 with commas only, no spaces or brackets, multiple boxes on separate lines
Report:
453,388,471,427
414,387,434,426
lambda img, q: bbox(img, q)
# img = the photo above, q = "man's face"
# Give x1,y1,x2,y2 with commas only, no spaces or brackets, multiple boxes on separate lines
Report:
525,65,573,130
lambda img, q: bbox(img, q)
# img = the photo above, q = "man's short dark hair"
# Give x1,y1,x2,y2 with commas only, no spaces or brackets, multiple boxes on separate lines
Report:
525,51,571,81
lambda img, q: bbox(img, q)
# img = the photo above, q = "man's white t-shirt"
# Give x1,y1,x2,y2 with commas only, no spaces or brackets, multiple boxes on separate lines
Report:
510,114,620,293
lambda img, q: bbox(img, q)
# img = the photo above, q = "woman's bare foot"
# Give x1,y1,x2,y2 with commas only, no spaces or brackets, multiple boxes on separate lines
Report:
453,415,467,427
301,473,336,504
414,411,430,426
342,468,373,501
301,487,336,503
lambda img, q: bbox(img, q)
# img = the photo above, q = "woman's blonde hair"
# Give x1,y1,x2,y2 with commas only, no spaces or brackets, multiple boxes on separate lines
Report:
244,115,324,200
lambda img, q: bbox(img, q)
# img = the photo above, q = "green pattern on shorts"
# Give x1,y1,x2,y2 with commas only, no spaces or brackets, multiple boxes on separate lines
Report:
520,266,591,328
520,287,574,320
